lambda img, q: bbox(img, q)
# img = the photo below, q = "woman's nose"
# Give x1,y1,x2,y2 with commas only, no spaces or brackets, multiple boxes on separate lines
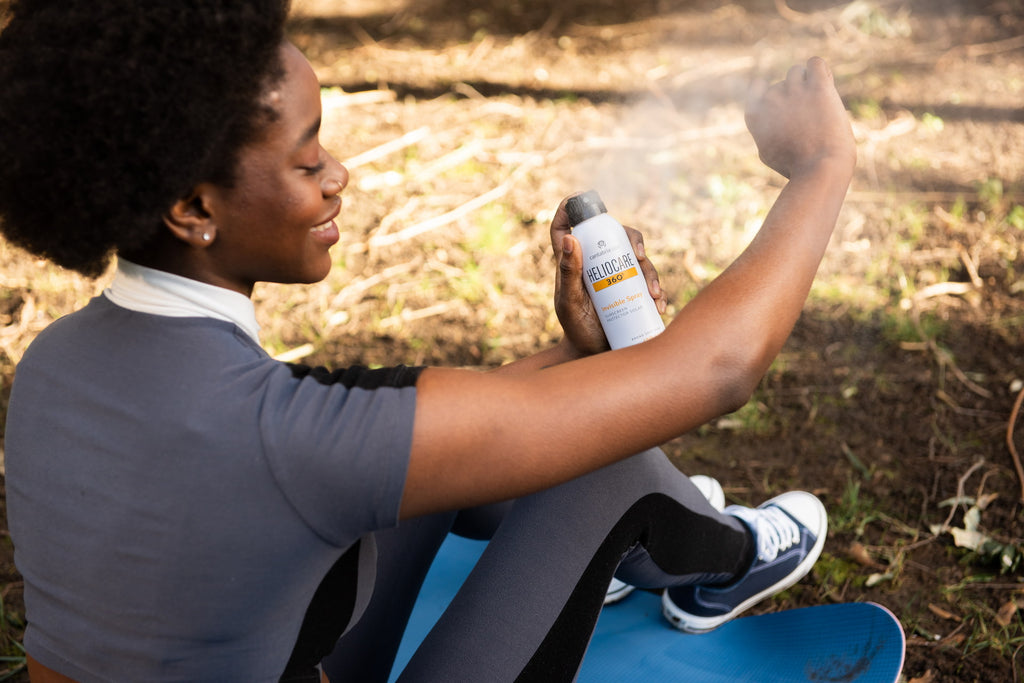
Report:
322,160,349,197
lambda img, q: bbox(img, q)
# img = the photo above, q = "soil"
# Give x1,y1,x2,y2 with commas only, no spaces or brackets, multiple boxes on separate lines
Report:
2,0,1024,681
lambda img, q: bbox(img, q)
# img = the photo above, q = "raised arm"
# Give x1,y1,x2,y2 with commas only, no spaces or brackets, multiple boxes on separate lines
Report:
401,57,856,519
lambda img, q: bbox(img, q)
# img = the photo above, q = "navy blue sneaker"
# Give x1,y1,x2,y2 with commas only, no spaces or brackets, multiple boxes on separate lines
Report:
661,491,827,632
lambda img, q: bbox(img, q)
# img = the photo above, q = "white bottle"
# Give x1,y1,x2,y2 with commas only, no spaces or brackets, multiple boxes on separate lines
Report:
566,191,665,349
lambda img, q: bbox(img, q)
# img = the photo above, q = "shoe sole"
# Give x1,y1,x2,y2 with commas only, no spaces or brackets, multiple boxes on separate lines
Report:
690,474,726,511
661,492,828,633
604,582,636,605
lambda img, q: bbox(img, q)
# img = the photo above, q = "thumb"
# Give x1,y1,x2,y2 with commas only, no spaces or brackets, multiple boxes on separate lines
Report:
550,192,580,254
555,233,608,354
556,234,586,304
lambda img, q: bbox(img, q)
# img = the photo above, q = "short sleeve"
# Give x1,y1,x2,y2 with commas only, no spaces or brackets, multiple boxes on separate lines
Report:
256,363,424,546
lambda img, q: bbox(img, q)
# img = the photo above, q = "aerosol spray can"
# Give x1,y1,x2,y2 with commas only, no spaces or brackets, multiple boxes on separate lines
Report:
565,190,665,349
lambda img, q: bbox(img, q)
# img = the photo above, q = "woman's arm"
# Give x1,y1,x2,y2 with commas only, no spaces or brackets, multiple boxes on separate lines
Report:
27,655,78,683
401,57,856,518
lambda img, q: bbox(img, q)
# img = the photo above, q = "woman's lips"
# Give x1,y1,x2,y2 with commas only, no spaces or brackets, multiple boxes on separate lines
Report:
310,219,339,245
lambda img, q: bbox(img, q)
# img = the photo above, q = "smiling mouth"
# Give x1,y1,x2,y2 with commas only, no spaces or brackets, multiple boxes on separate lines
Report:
310,221,333,233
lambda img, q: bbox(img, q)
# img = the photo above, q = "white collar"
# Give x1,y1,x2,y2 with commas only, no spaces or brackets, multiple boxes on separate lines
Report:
103,259,261,344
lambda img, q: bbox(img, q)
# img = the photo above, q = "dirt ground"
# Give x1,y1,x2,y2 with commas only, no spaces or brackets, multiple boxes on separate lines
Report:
2,0,1024,681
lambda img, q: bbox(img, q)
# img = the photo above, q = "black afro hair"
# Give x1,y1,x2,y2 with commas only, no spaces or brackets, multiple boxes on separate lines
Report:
0,0,291,276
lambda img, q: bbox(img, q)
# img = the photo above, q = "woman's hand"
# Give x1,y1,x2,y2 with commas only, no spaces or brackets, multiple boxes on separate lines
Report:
745,56,857,180
549,193,667,356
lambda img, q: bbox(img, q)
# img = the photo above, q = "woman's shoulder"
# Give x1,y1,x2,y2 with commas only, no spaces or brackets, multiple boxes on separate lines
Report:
21,295,265,371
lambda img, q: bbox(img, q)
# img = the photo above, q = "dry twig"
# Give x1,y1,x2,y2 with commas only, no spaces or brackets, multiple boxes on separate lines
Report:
939,33,1024,69
936,458,987,534
773,0,815,24
955,243,983,289
328,261,418,311
1005,384,1024,503
342,127,431,170
905,300,992,399
369,179,514,249
365,142,569,250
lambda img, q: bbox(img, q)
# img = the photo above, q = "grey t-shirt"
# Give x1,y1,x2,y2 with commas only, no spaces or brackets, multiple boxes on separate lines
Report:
6,295,421,681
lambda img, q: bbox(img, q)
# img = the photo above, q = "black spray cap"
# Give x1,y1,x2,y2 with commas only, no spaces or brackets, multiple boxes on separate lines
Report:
565,190,607,226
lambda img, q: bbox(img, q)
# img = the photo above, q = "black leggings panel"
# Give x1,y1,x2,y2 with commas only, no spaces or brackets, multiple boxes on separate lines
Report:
321,448,752,682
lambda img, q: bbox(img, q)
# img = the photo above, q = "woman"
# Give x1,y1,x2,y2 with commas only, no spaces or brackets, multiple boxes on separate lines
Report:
0,1,856,681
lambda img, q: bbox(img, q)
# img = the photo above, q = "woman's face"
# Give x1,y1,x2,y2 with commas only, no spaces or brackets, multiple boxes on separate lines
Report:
201,42,348,296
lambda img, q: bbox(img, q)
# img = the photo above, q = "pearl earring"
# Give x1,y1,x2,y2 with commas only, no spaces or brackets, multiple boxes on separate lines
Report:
202,232,210,241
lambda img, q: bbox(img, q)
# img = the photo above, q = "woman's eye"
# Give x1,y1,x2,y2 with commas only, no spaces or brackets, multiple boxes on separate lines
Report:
302,161,326,175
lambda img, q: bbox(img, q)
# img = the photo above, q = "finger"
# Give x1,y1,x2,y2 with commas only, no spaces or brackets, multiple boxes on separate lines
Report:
555,234,599,333
624,225,647,262
804,56,833,86
555,234,586,304
624,225,666,314
785,63,806,90
549,192,583,255
554,233,609,354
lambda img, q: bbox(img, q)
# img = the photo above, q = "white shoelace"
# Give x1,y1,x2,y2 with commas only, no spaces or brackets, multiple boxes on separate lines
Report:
750,507,801,562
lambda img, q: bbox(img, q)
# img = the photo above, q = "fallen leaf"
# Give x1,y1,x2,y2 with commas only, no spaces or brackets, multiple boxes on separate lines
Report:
996,599,1020,627
950,526,988,550
848,541,886,570
866,572,894,587
976,492,999,510
941,633,966,647
937,496,976,508
963,506,981,532
927,603,960,621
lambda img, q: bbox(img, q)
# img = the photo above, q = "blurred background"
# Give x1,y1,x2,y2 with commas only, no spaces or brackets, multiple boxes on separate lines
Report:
1,0,1023,680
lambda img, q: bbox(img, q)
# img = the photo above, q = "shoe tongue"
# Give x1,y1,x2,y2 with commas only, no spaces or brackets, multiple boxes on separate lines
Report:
753,507,799,562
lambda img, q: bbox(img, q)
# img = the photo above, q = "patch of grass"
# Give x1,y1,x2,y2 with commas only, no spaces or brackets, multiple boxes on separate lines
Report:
969,611,1024,659
978,177,1006,213
812,552,868,596
1007,205,1024,231
880,305,946,346
449,261,488,305
467,203,513,256
0,591,25,682
446,157,490,181
849,97,883,121
949,196,968,222
830,478,877,535
938,584,1024,664
921,112,945,133
711,399,775,436
846,1,912,39
809,277,887,312
894,202,929,247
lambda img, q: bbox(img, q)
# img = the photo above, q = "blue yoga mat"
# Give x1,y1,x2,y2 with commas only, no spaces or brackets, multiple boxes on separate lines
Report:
390,535,905,682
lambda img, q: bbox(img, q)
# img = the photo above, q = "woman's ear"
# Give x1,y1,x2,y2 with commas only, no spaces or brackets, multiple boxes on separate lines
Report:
162,187,217,247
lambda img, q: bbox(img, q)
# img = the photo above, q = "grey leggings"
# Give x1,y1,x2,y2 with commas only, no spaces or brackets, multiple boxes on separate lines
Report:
321,448,753,682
